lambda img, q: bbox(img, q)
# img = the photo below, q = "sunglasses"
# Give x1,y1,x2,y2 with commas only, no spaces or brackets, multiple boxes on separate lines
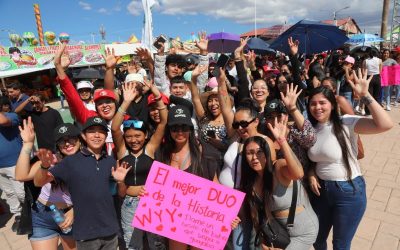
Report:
170,124,191,132
232,118,256,129
96,99,114,105
123,120,144,129
57,137,78,147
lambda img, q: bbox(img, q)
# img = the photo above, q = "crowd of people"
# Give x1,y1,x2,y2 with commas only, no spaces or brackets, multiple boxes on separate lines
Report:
0,34,395,250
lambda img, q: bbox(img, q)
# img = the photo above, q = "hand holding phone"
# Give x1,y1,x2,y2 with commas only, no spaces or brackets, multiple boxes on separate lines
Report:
212,54,230,77
153,35,167,49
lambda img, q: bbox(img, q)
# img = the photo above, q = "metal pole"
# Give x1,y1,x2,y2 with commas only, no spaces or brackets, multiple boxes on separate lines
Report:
254,0,257,37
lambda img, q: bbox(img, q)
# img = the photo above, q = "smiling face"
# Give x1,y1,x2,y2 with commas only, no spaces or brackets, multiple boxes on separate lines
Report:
82,126,107,151
251,80,269,104
170,124,191,145
207,94,221,117
7,88,21,100
245,141,266,173
57,137,81,156
170,83,187,98
78,88,92,101
277,75,288,93
124,129,146,153
309,93,333,123
149,105,161,123
233,110,259,140
95,98,116,121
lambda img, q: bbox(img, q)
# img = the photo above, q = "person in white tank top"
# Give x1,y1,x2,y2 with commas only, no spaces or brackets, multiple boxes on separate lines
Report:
362,49,383,113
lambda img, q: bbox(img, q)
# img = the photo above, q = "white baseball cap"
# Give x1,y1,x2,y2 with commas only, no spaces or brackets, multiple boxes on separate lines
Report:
125,73,144,84
76,80,94,90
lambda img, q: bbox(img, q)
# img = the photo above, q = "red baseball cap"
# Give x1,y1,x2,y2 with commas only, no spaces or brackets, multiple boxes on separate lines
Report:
147,93,169,106
93,89,116,103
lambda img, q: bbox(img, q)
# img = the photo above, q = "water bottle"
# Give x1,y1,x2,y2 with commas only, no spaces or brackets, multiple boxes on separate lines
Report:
49,205,72,233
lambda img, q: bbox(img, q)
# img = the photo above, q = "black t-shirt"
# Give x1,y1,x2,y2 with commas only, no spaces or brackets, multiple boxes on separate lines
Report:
29,107,63,150
120,151,154,186
126,93,150,122
49,148,119,241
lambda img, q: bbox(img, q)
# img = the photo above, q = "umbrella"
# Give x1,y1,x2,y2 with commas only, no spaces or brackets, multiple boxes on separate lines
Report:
245,37,275,55
270,20,349,55
207,32,240,53
347,33,384,45
75,68,104,79
350,45,380,58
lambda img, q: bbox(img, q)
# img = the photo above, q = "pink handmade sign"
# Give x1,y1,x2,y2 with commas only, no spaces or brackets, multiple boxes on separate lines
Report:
132,161,245,250
381,65,400,86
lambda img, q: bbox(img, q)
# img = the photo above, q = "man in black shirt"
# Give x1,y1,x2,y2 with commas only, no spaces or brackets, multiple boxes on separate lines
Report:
29,93,63,151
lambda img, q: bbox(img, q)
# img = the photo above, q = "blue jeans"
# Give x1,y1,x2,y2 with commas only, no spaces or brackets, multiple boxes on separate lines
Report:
312,176,367,250
339,92,353,107
121,195,166,250
232,220,257,250
382,86,392,105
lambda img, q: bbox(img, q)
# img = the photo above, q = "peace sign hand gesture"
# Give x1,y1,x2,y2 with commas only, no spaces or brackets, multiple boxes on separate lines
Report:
280,83,302,111
288,37,299,56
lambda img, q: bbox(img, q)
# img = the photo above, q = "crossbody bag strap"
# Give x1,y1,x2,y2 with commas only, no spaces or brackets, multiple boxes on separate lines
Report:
286,180,298,228
233,142,242,189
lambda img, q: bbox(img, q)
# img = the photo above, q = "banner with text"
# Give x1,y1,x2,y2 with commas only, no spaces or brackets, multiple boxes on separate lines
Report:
381,65,400,86
0,44,105,78
132,161,245,250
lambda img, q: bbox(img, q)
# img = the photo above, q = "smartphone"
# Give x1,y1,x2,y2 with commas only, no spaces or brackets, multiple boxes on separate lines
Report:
153,35,167,49
207,130,216,138
212,54,230,77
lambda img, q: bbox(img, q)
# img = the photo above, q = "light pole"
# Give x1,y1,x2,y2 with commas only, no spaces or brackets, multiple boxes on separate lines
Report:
254,0,257,37
333,6,350,26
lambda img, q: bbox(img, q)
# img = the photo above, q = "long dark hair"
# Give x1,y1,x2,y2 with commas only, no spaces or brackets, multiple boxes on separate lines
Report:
307,86,354,181
239,136,274,229
158,126,203,178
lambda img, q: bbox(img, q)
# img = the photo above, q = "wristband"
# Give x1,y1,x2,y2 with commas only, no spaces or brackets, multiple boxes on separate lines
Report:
289,107,298,113
276,137,287,146
40,165,50,170
23,148,32,155
360,95,373,106
156,105,167,110
117,107,126,114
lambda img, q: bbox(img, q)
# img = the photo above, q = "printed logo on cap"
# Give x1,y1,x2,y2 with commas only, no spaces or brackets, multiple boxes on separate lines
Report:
58,126,68,133
269,102,278,109
174,108,186,118
93,117,103,123
100,91,107,96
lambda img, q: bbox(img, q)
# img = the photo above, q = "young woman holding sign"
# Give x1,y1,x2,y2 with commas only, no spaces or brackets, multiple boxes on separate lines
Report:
111,79,168,249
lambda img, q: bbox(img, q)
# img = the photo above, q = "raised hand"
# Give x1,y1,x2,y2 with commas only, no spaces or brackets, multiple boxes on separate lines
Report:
280,83,302,110
195,31,208,54
267,115,288,142
348,68,373,97
288,37,299,55
37,148,56,168
103,47,121,69
136,47,152,61
122,82,138,102
234,37,249,60
191,64,208,80
19,117,35,144
54,43,70,70
112,161,132,183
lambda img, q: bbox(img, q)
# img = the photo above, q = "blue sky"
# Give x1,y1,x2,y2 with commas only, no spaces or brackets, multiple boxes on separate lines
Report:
0,0,387,46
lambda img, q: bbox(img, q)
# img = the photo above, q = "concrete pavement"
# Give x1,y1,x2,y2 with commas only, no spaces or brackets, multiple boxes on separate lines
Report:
0,104,399,250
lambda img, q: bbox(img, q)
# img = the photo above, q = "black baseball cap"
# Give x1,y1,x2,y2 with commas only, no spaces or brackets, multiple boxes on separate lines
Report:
264,99,287,117
167,105,193,127
54,123,81,143
82,116,109,132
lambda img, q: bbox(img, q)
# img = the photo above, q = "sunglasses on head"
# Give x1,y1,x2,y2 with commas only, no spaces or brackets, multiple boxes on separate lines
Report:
123,120,145,130
232,117,256,129
170,124,191,132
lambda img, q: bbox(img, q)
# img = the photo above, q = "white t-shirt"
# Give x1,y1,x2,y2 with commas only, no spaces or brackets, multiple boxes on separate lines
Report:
308,115,362,181
365,57,381,75
219,141,242,189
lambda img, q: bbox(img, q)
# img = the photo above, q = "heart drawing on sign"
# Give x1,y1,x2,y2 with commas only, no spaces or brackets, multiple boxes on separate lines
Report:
221,226,229,232
156,224,163,231
171,227,176,232
156,202,161,206
142,203,146,207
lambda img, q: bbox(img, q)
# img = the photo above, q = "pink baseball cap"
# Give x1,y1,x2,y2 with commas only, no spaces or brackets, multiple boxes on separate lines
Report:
344,56,355,65
207,77,218,88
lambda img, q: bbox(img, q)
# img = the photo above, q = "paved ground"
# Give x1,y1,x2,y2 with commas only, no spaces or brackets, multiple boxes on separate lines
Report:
0,102,399,249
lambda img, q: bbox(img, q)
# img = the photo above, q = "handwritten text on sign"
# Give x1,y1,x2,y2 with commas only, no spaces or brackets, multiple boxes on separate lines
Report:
132,161,245,250
381,65,400,86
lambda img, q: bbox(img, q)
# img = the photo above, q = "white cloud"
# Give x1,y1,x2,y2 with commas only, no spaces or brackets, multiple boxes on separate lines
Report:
98,8,110,14
155,0,383,33
127,0,143,16
78,1,92,10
